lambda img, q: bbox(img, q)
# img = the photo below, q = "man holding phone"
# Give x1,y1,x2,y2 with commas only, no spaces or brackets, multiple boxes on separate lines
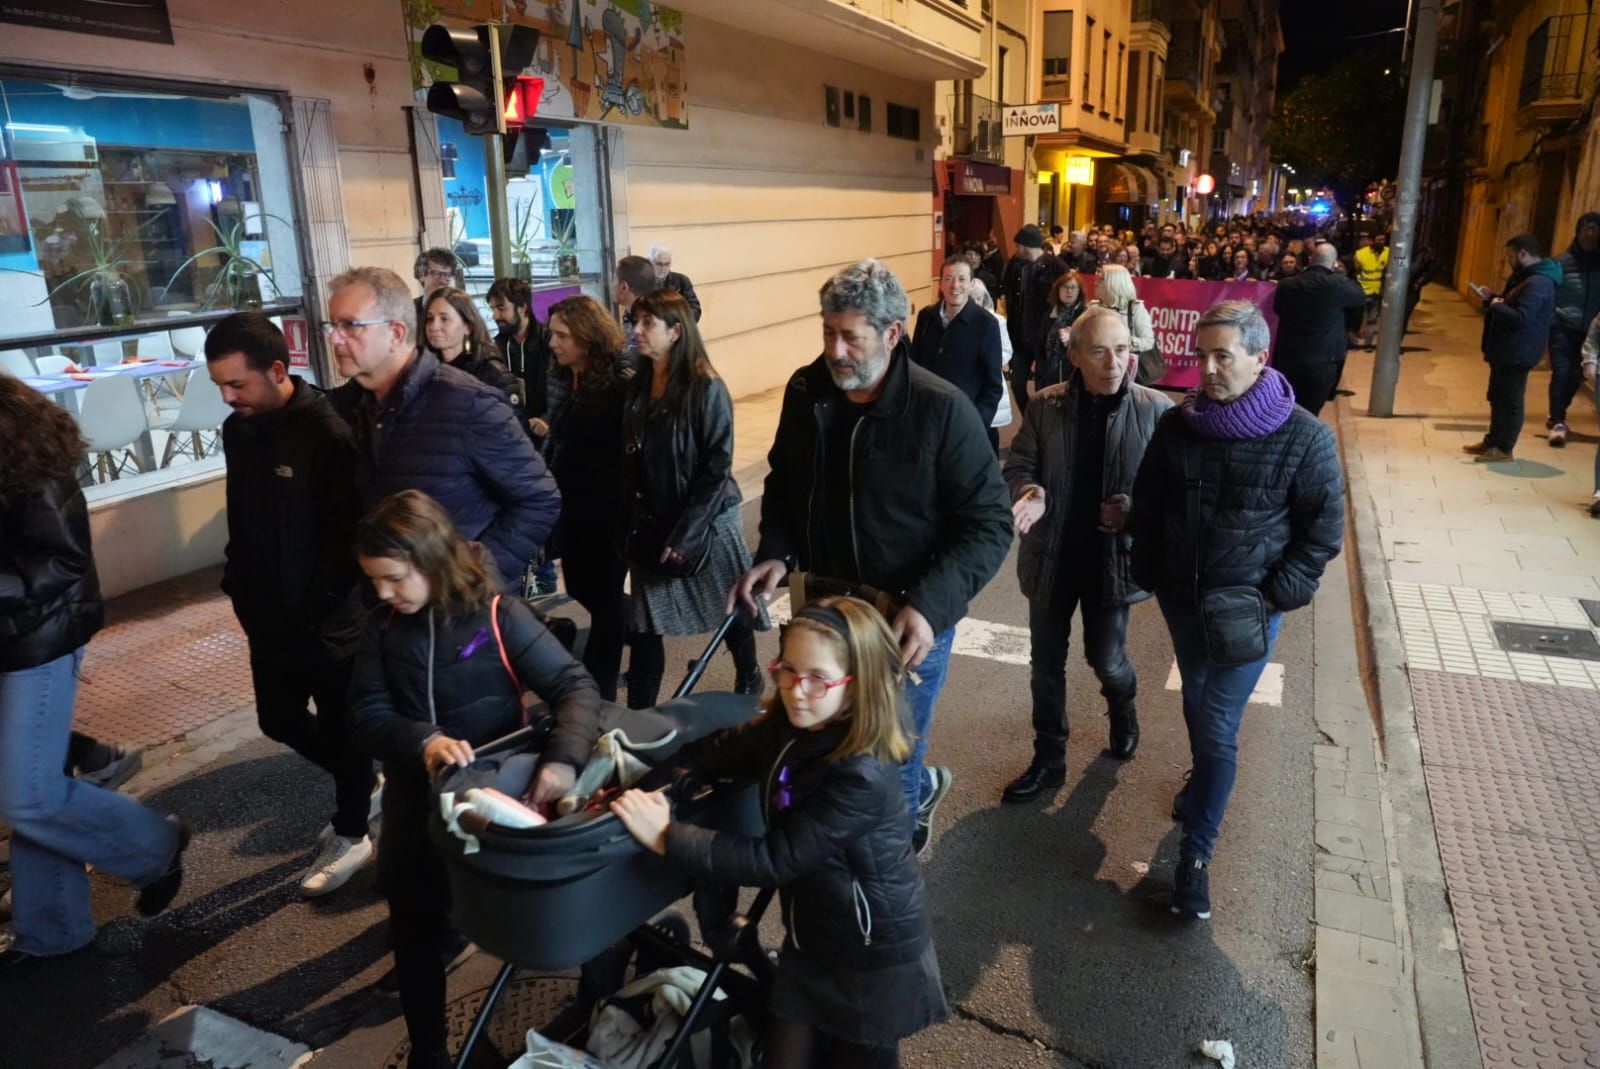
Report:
999,307,1172,803
1465,234,1562,463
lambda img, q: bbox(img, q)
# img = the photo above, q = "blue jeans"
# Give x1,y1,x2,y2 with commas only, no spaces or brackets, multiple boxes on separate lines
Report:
1159,597,1283,864
0,649,180,955
898,628,955,830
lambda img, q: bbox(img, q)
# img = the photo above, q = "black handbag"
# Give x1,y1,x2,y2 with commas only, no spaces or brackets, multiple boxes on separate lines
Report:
1184,446,1270,666
622,508,713,579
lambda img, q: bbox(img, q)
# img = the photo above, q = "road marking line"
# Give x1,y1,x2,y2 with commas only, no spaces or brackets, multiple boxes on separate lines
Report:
1164,660,1285,706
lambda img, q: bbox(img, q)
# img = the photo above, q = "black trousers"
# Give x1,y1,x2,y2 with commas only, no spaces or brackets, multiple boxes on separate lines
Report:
626,622,760,709
1028,582,1136,768
379,773,455,1069
248,652,373,839
1486,363,1531,453
559,525,628,701
1279,361,1340,418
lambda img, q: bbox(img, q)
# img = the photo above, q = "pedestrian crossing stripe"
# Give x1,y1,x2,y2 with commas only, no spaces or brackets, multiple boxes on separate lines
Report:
1165,660,1285,707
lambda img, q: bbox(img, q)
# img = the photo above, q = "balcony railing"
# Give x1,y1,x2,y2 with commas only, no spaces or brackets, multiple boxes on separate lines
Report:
1519,13,1587,112
950,92,1005,165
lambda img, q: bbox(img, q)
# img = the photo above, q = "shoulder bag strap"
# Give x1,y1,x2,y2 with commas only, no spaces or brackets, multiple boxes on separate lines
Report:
490,595,532,727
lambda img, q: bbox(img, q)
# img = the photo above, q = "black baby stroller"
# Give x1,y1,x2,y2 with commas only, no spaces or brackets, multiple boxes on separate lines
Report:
429,612,776,1069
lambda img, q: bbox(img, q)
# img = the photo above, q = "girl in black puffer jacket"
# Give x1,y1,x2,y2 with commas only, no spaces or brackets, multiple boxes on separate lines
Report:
612,597,947,1069
348,490,601,1069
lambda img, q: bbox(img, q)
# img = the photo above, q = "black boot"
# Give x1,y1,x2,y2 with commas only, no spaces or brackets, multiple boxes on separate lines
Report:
1103,704,1139,761
1001,761,1066,804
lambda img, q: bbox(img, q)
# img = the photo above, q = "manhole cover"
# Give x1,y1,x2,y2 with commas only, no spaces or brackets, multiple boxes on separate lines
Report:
1490,620,1600,662
382,974,579,1069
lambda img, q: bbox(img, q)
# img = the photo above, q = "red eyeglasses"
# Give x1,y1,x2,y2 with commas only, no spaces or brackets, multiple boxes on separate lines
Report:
766,659,853,700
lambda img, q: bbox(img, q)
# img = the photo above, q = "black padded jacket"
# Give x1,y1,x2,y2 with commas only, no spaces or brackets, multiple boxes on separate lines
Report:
1129,406,1344,613
0,473,103,672
347,594,601,773
665,712,932,968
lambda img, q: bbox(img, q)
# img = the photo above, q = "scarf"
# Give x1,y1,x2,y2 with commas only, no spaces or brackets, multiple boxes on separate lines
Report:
1180,365,1296,440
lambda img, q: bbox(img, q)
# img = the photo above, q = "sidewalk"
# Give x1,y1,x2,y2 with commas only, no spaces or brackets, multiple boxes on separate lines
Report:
1334,285,1600,1069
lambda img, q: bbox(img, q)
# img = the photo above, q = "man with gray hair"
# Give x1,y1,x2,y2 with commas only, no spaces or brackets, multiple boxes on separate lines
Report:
1271,240,1366,416
1001,306,1172,804
729,258,1012,853
646,241,701,320
326,265,560,587
1131,298,1343,920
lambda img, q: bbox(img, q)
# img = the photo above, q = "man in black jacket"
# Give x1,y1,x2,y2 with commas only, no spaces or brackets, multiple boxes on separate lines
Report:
1131,300,1343,921
206,313,376,896
488,278,551,432
648,242,703,321
326,266,561,587
1010,224,1069,414
910,256,1004,454
729,258,1012,854
1003,308,1172,803
1141,234,1193,280
1465,234,1563,462
1271,242,1366,416
1545,212,1600,447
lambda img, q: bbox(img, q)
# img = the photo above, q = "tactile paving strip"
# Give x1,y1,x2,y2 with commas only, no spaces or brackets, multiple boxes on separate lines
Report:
73,568,256,748
1410,669,1600,1067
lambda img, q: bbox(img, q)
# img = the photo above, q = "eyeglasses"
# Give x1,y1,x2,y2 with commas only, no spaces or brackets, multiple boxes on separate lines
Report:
422,269,455,281
320,318,394,338
767,659,853,699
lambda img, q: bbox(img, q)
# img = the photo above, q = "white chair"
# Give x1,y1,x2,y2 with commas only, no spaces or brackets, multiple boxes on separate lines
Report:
35,355,73,376
0,349,35,377
168,326,208,360
78,375,149,482
157,368,232,467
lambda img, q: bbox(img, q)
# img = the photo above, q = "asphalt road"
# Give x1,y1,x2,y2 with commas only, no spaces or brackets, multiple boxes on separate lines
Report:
0,496,1318,1069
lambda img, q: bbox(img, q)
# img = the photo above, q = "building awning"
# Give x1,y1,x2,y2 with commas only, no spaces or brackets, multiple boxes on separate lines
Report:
1101,162,1161,205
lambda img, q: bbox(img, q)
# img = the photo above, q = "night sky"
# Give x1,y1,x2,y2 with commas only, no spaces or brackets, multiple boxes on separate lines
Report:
1278,0,1410,93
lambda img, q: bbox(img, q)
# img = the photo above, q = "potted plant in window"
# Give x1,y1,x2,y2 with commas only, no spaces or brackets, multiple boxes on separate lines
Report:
161,217,283,311
27,199,150,327
510,198,541,283
553,210,579,280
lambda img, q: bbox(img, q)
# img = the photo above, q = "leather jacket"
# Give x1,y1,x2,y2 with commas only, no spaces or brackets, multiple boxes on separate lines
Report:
621,373,740,557
0,473,104,671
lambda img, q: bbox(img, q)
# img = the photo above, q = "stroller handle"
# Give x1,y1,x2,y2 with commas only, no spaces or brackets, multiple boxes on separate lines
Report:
671,608,751,701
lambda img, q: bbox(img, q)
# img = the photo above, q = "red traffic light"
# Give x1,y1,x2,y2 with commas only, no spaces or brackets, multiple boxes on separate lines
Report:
503,76,545,128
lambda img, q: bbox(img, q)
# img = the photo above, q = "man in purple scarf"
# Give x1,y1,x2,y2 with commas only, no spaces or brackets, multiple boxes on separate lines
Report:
1130,300,1344,921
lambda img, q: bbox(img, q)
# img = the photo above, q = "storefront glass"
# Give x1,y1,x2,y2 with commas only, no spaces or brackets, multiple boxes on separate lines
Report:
0,72,310,501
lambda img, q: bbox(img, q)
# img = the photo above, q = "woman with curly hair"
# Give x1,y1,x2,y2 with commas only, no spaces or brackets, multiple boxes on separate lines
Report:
0,378,189,971
544,294,634,698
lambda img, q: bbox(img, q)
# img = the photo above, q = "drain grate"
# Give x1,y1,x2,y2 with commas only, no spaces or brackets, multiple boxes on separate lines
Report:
1490,620,1600,662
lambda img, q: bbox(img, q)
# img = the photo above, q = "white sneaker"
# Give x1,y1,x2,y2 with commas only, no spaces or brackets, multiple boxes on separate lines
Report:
299,835,374,898
316,775,386,845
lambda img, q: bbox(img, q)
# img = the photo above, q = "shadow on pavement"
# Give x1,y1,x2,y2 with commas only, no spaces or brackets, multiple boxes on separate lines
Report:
925,757,1291,1067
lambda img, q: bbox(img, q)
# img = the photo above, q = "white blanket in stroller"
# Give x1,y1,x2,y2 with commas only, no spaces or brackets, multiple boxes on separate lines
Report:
586,965,755,1069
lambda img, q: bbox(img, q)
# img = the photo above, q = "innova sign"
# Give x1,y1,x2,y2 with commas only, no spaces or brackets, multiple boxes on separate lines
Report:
1003,103,1061,136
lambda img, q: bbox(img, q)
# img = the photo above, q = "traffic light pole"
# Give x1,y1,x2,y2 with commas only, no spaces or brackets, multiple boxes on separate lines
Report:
1369,0,1441,417
484,24,513,281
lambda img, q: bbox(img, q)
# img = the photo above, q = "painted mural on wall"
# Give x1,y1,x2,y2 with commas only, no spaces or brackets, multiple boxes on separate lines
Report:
408,0,687,129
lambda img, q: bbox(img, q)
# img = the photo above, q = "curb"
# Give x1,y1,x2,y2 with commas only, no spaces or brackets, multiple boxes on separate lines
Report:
1331,397,1483,1069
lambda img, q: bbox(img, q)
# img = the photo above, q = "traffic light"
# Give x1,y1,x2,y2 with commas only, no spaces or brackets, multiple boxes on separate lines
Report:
420,23,540,137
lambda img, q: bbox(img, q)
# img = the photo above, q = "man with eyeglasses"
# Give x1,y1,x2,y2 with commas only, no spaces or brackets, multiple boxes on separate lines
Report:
413,248,458,324
327,266,561,589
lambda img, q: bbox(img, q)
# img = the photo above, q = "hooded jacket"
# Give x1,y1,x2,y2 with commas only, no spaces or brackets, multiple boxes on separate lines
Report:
1481,258,1563,369
1552,212,1600,338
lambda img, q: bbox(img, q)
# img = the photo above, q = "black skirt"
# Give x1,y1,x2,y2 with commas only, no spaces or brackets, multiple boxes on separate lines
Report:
768,941,949,1046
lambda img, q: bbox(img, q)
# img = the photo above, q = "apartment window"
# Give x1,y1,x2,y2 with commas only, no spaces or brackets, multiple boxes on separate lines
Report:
1100,30,1111,113
1128,52,1142,132
1042,12,1073,100
887,103,920,140
1083,16,1095,104
1212,127,1227,154
824,85,840,127
1116,43,1125,119
844,90,856,120
998,45,1009,105
859,96,872,132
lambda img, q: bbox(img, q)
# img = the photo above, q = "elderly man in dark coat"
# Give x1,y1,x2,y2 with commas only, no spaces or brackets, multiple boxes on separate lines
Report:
1270,242,1366,416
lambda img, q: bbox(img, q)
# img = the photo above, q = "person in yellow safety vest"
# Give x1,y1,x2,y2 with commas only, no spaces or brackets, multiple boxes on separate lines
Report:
1354,232,1390,348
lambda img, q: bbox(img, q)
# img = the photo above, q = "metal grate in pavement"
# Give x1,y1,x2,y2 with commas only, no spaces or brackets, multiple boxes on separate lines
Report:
1410,669,1600,1068
1391,582,1600,689
1491,621,1600,662
381,974,578,1069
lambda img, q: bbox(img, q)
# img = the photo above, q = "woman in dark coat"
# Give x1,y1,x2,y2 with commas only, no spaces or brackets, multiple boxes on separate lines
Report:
349,489,600,1069
1037,270,1087,390
0,376,187,970
544,295,634,699
613,597,947,1068
621,290,766,707
422,286,526,420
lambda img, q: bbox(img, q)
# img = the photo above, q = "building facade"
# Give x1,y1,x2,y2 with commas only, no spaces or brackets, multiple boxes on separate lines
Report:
1210,0,1283,218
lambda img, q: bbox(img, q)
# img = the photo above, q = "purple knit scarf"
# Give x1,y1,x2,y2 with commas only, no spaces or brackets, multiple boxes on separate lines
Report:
1179,366,1296,440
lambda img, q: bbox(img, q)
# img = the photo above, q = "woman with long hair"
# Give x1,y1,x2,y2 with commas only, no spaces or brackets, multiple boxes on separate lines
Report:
544,294,634,699
622,289,767,708
1091,264,1156,356
422,286,526,418
1037,270,1087,390
612,596,948,1069
348,489,599,1069
1228,247,1259,281
0,378,189,971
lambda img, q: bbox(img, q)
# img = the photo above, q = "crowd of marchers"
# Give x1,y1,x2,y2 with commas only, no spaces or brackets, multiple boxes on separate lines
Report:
4,218,1369,1068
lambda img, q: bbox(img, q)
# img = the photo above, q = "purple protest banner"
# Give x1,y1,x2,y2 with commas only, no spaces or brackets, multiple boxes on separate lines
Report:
1078,275,1280,391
